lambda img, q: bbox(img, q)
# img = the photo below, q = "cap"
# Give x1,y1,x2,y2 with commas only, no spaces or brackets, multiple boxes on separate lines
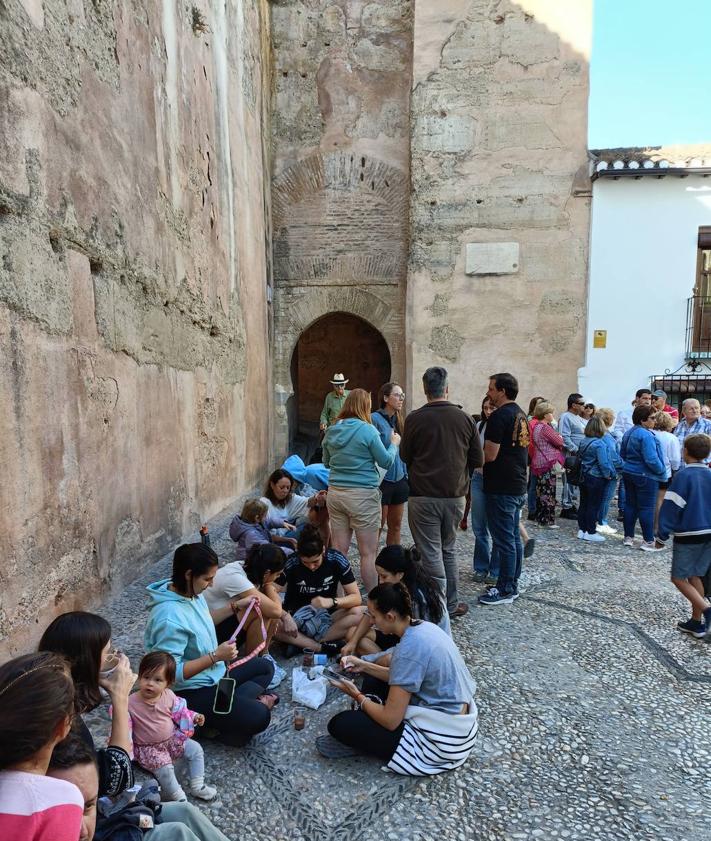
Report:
330,373,349,385
651,389,667,399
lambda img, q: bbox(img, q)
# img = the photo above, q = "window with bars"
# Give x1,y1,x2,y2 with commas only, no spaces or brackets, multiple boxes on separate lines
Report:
686,227,711,358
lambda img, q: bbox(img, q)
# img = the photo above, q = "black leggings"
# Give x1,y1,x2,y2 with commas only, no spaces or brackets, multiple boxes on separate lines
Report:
327,675,405,761
178,657,274,747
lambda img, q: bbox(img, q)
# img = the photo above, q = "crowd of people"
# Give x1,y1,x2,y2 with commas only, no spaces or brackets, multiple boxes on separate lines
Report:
2,369,711,841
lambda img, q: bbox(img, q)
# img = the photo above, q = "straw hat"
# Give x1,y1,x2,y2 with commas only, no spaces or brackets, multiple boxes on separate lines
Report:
330,373,349,385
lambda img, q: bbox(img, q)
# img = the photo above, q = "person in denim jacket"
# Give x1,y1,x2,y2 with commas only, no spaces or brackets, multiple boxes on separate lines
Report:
595,408,624,534
577,416,618,543
620,405,666,548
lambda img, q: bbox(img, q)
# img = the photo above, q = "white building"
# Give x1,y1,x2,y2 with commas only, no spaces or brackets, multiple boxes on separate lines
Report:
579,144,711,415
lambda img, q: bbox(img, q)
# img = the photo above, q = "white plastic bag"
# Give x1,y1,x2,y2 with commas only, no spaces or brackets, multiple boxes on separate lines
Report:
291,666,329,709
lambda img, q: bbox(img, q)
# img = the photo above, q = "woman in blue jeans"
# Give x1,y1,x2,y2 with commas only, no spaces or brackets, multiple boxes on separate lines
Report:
577,416,618,543
620,405,666,549
471,397,498,582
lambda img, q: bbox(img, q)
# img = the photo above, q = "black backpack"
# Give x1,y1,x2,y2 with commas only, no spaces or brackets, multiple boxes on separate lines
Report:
564,440,593,487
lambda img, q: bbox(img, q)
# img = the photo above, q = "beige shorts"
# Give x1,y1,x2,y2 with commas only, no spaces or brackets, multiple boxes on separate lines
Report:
327,486,382,532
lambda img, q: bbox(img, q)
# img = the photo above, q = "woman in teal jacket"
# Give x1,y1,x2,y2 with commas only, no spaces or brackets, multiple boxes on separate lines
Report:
144,543,277,747
323,388,398,590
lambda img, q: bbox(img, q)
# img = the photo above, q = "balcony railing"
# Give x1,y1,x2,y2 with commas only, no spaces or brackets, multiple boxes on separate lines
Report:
686,295,711,358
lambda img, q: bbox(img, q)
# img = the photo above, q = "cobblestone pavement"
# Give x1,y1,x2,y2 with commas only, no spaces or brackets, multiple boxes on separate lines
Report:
88,504,711,841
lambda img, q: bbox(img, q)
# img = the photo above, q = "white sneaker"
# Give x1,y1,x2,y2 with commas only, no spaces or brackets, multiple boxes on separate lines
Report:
544,524,560,529
189,782,217,801
639,541,664,553
623,537,635,547
577,530,584,539
597,524,618,535
582,533,605,543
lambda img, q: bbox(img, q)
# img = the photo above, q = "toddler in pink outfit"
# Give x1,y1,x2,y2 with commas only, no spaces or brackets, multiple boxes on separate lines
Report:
127,652,216,802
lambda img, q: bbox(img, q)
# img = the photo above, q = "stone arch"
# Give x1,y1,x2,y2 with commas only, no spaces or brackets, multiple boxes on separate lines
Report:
288,313,392,460
273,287,405,456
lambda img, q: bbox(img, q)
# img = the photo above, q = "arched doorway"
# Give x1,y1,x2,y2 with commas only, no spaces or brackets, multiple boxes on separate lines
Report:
289,313,392,460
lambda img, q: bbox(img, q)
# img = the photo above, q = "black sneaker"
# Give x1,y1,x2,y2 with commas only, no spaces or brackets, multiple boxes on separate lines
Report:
319,640,345,658
527,513,537,522
616,511,624,522
560,509,578,521
677,619,706,638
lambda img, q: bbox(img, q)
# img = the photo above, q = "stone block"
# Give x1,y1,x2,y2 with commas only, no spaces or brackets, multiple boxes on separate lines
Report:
414,114,477,154
465,242,520,275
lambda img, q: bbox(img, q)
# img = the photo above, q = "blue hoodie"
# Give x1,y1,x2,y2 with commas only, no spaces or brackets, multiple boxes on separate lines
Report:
657,463,711,544
281,455,330,491
144,579,224,691
322,418,396,488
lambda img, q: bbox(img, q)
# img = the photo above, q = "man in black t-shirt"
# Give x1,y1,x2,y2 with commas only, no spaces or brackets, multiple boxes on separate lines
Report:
479,372,530,606
275,547,363,657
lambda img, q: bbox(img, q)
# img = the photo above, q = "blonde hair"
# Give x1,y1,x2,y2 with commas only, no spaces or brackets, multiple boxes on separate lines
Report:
596,407,615,428
584,415,606,439
241,498,268,523
337,388,373,424
654,411,674,432
533,401,554,420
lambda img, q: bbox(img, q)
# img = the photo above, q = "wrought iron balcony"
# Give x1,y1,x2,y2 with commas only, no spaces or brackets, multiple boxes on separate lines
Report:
686,295,711,359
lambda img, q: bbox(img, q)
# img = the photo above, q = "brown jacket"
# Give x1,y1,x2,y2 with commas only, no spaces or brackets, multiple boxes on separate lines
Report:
400,401,483,498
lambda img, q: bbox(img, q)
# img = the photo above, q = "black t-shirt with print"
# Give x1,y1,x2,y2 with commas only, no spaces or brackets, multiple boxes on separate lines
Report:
283,548,356,613
483,402,529,496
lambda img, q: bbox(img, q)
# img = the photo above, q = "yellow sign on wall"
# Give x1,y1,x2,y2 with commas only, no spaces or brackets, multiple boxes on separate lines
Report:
593,330,607,349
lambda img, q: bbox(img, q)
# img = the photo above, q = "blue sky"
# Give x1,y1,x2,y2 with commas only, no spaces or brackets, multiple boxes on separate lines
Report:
589,0,711,148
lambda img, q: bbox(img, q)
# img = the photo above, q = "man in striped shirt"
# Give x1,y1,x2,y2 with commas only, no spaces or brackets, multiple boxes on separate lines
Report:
674,399,711,466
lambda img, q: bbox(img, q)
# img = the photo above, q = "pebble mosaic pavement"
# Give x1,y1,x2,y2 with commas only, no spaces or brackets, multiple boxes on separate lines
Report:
87,503,711,841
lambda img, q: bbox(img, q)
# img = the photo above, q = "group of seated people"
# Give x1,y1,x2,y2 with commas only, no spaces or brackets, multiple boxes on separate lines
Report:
0,461,478,841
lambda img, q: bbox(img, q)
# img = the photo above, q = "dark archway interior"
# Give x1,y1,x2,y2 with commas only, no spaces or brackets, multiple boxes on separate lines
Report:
289,312,392,461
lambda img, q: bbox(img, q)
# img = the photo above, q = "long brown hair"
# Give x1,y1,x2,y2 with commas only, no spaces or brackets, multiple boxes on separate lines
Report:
377,382,405,434
336,388,373,424
39,611,112,713
0,651,74,769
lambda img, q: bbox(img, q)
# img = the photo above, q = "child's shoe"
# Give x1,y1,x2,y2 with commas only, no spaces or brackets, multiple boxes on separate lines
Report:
189,781,217,801
677,619,706,638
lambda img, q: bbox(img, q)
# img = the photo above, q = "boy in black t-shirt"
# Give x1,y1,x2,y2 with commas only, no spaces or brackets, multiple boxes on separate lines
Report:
480,373,530,606
274,525,363,657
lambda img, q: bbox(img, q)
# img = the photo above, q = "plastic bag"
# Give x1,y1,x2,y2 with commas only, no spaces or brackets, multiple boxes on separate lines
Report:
291,665,329,709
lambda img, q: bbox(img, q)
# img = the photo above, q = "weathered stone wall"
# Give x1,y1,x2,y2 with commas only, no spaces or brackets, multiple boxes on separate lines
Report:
0,0,274,656
269,0,413,451
407,0,592,412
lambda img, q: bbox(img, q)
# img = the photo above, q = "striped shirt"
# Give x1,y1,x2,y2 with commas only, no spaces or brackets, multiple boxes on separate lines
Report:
674,417,711,466
0,771,83,841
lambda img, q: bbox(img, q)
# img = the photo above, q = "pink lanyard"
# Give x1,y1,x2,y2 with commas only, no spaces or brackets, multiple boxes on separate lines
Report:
226,597,267,669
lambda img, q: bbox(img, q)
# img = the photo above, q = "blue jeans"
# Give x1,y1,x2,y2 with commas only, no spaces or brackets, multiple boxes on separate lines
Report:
622,472,658,543
561,472,579,509
527,472,537,515
470,473,499,577
485,493,525,596
578,475,607,535
617,477,626,513
597,478,617,525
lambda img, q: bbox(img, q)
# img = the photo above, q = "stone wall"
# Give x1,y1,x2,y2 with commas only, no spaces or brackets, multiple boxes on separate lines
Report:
407,0,593,412
269,0,414,451
0,0,274,656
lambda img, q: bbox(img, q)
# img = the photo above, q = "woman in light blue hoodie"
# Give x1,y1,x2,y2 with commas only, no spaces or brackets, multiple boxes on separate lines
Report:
144,543,277,747
322,388,398,590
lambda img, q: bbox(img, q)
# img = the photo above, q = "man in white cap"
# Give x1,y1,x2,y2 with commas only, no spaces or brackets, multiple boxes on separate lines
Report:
320,374,350,431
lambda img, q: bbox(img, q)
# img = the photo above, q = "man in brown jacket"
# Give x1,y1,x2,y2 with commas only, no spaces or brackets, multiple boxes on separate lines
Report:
400,367,483,619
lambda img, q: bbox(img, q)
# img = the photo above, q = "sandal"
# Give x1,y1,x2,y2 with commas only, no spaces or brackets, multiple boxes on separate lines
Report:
257,692,280,709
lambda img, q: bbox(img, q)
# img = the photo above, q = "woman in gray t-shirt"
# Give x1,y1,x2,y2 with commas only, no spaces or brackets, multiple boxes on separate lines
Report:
318,583,477,771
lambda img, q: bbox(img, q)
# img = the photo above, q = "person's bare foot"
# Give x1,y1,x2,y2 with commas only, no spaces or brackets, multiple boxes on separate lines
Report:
257,693,279,710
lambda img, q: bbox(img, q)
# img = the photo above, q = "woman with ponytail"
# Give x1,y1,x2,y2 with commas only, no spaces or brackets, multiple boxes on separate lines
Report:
341,545,450,657
317,583,478,776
